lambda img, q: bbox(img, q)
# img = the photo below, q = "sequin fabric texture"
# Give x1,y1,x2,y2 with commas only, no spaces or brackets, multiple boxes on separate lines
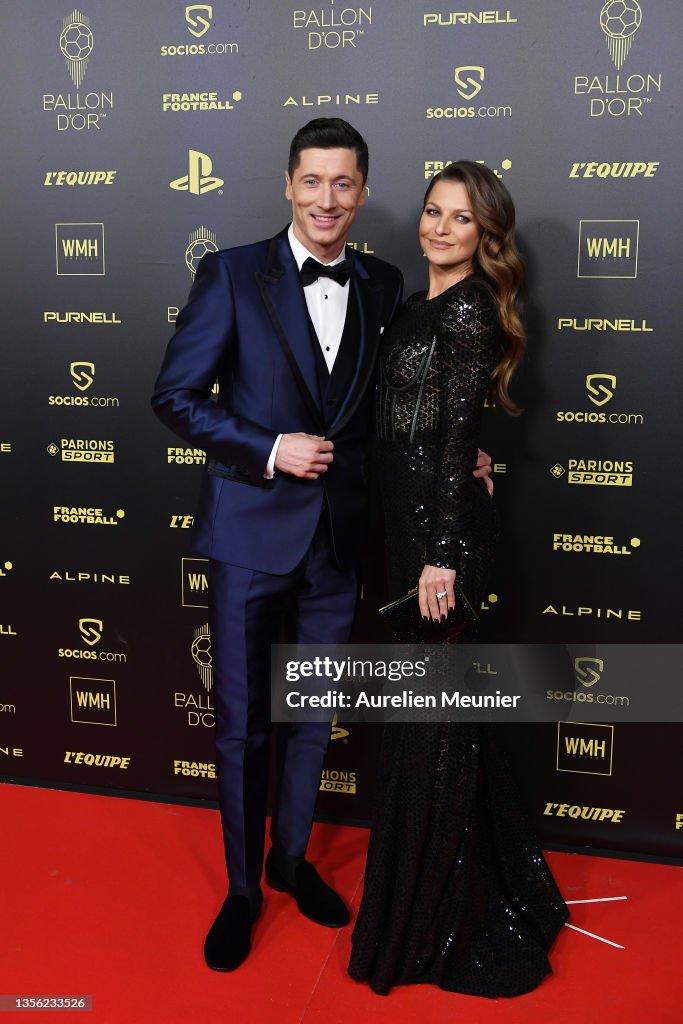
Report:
348,277,568,997
374,275,499,604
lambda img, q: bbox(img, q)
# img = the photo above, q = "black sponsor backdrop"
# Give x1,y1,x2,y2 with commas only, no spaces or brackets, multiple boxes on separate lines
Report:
1,0,682,859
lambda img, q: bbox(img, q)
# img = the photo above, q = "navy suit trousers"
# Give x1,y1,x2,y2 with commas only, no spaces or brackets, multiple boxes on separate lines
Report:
208,510,358,888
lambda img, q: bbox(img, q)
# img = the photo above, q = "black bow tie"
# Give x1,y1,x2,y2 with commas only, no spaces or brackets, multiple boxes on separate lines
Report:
300,256,354,288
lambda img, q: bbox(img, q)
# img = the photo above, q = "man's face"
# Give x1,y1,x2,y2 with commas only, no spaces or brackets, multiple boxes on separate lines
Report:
285,147,366,261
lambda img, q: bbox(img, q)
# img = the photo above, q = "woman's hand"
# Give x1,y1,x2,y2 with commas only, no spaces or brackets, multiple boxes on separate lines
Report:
418,564,456,621
474,448,494,496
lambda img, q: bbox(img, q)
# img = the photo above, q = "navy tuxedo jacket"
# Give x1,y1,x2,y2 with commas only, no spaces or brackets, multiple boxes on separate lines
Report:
152,228,403,574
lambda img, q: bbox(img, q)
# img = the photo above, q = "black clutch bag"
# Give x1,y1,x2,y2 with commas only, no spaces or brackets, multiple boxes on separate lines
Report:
379,582,478,644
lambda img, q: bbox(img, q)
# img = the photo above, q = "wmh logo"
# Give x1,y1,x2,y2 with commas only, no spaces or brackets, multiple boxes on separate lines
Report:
578,220,638,279
70,676,117,726
182,556,209,608
556,721,613,776
56,223,105,276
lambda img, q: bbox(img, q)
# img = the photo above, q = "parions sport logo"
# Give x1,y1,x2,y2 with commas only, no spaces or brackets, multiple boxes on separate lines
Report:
320,769,356,794
47,438,115,463
550,459,633,486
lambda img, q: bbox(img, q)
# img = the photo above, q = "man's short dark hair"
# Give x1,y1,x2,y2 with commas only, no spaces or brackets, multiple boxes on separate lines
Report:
288,118,369,181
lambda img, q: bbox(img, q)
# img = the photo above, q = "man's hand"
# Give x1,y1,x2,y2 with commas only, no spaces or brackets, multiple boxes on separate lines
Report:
275,433,334,479
474,448,494,496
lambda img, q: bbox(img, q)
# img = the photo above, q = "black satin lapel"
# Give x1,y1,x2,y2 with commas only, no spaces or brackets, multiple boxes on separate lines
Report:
327,270,383,439
255,237,323,431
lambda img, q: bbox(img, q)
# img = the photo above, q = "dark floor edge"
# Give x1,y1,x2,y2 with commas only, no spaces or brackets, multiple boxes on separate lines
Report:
2,775,681,866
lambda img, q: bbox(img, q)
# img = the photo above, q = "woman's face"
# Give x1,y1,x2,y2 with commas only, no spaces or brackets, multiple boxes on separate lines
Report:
419,179,481,275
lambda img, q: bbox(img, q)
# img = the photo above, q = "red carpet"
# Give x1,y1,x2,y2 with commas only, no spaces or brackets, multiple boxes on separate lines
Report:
1,781,681,1023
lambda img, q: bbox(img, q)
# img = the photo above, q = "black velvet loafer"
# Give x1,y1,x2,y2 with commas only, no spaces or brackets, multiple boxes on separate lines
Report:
265,851,349,928
203,893,261,972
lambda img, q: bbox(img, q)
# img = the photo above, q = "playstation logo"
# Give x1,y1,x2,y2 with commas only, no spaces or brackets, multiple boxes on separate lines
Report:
170,150,224,196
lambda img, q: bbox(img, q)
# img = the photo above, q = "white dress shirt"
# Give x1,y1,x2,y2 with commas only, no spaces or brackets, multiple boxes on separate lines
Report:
265,226,351,476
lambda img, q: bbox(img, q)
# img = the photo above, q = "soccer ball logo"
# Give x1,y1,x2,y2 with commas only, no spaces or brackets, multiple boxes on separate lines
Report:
60,10,93,87
599,0,642,69
185,227,218,277
191,623,213,691
60,22,93,61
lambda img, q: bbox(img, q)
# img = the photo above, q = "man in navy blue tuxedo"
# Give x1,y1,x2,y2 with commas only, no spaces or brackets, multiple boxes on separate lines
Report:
153,119,404,971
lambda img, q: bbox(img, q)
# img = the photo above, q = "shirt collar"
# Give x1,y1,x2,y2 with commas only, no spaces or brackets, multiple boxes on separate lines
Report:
287,224,348,271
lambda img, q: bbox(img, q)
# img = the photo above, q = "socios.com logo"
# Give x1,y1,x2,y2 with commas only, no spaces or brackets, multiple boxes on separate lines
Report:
586,373,617,406
60,9,93,87
600,0,642,69
170,150,224,196
79,617,103,646
454,66,484,100
186,4,213,37
575,657,604,688
70,361,95,391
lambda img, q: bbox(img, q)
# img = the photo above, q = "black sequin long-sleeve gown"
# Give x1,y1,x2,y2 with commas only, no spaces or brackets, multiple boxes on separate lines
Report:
348,277,568,997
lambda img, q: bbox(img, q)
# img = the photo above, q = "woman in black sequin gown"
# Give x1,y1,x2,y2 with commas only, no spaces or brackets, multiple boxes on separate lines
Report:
348,163,568,997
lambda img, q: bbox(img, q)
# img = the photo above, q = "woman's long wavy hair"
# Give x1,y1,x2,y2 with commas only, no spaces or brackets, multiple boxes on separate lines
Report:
424,161,525,414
